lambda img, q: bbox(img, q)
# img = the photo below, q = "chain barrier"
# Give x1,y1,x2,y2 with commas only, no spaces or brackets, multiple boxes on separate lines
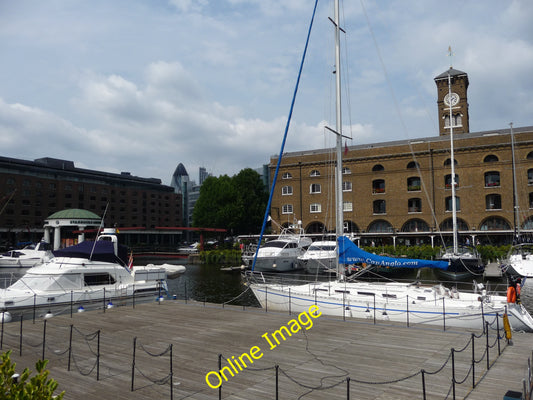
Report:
131,337,173,399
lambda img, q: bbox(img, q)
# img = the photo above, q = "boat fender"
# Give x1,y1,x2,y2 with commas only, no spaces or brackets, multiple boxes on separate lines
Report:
507,286,517,304
77,306,85,313
107,302,114,309
0,312,12,323
503,312,512,340
44,311,54,319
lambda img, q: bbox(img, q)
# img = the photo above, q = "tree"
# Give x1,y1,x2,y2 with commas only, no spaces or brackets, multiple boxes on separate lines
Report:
192,169,267,235
0,350,65,399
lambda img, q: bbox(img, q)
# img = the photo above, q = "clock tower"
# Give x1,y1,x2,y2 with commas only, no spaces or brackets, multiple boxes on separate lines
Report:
434,67,470,136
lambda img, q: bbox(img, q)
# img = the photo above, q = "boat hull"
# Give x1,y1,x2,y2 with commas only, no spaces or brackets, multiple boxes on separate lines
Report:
248,279,532,332
253,256,302,272
299,256,336,274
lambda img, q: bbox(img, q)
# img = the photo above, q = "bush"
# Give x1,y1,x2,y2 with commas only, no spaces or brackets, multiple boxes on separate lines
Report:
0,350,64,399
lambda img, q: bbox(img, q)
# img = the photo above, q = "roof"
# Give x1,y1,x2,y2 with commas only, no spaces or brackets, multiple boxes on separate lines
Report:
47,209,101,220
434,67,468,81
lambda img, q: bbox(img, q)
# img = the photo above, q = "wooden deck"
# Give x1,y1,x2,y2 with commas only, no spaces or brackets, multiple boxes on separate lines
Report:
1,300,531,399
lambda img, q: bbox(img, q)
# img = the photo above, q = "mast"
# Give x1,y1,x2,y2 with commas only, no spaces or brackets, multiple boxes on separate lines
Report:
333,0,344,277
511,122,520,240
447,72,458,254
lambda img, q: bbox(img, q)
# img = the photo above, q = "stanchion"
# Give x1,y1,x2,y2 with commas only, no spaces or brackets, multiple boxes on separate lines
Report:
0,311,4,349
68,325,73,372
442,298,446,331
97,330,101,381
103,288,106,313
169,344,173,400
421,369,426,400
19,315,23,356
289,288,291,315
275,365,279,400
131,337,136,391
471,333,476,388
33,294,36,324
406,295,410,328
265,287,268,313
70,291,73,318
485,322,490,370
218,354,222,400
496,312,501,355
451,348,455,399
42,319,47,360
346,376,350,400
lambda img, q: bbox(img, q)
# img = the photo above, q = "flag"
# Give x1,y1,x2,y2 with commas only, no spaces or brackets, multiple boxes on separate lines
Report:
128,252,134,270
344,140,348,156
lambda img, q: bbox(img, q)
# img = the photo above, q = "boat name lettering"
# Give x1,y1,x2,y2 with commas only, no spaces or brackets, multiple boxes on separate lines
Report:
69,220,98,225
346,256,421,267
204,305,321,389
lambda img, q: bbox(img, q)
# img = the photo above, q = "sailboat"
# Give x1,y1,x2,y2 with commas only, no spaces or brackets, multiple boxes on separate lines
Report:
502,123,533,279
434,66,484,281
246,0,533,332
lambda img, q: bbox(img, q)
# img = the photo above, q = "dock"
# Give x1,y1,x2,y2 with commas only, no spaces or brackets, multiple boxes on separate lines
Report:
1,299,531,399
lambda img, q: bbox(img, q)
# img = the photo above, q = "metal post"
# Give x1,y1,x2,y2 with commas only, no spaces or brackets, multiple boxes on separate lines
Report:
265,287,268,313
289,288,291,315
471,333,475,388
33,294,36,324
19,315,23,356
131,337,136,391
97,330,100,380
0,311,4,349
406,295,409,328
373,294,376,325
70,291,73,318
103,288,106,313
218,354,222,400
133,285,136,309
451,348,456,400
496,312,501,355
343,291,345,321
486,322,490,370
346,376,350,400
275,365,279,400
68,325,73,372
42,319,47,360
443,298,446,331
170,344,173,400
421,370,426,400
185,282,188,304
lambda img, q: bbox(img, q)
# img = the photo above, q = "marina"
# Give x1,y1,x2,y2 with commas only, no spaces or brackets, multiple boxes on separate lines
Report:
0,298,531,399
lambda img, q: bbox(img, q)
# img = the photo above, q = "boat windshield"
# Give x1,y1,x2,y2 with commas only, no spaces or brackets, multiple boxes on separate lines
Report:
262,241,288,249
309,244,336,251
9,274,82,291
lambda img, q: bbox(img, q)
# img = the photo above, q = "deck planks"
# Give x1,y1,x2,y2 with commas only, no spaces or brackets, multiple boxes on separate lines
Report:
0,300,530,399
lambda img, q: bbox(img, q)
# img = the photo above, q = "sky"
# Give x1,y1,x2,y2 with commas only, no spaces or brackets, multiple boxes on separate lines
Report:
0,0,532,186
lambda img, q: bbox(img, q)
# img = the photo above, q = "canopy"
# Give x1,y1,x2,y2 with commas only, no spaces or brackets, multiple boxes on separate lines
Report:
53,240,128,267
337,236,449,270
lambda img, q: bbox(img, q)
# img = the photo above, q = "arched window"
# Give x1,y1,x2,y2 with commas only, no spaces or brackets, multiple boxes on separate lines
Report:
372,164,384,172
444,158,458,167
372,179,385,194
527,151,533,160
310,183,321,194
281,186,293,195
528,169,533,185
445,196,460,212
408,198,422,213
480,217,511,231
484,171,500,187
485,194,501,210
444,174,459,189
407,177,421,191
367,220,393,233
373,200,386,214
401,219,429,232
310,170,321,177
440,218,469,231
484,154,499,163
407,161,419,169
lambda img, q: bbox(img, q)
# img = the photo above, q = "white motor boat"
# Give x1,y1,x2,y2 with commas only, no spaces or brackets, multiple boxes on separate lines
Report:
298,240,336,274
0,241,53,269
502,243,533,278
250,222,312,272
0,229,167,317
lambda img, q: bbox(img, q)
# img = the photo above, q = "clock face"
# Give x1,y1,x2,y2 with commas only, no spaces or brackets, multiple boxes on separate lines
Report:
444,92,460,106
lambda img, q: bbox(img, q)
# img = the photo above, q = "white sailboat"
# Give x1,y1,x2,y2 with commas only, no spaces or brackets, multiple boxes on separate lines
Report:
434,66,484,280
246,0,533,332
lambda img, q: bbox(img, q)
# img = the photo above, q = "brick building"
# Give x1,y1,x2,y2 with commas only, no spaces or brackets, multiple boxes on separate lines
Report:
0,157,182,248
269,68,533,247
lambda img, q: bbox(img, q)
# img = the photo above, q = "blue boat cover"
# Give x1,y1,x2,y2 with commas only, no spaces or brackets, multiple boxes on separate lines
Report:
337,236,449,270
53,240,128,267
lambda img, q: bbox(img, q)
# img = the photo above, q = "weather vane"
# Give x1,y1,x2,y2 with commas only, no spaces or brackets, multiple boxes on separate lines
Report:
448,46,454,68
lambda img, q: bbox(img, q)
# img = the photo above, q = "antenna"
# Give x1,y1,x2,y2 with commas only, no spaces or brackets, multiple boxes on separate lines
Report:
448,46,454,68
89,203,109,260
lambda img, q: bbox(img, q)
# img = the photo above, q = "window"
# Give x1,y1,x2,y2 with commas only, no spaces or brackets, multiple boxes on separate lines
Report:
373,200,386,214
407,177,421,191
445,196,460,212
342,167,351,174
84,273,116,286
342,181,352,192
444,174,459,189
484,171,500,187
408,198,421,213
343,202,353,212
407,161,419,169
310,170,321,177
282,186,293,195
310,203,321,213
486,194,501,210
282,172,292,179
282,204,293,214
444,113,462,127
528,169,533,185
310,183,321,194
372,179,385,194
372,164,384,172
484,154,499,163
444,158,458,167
